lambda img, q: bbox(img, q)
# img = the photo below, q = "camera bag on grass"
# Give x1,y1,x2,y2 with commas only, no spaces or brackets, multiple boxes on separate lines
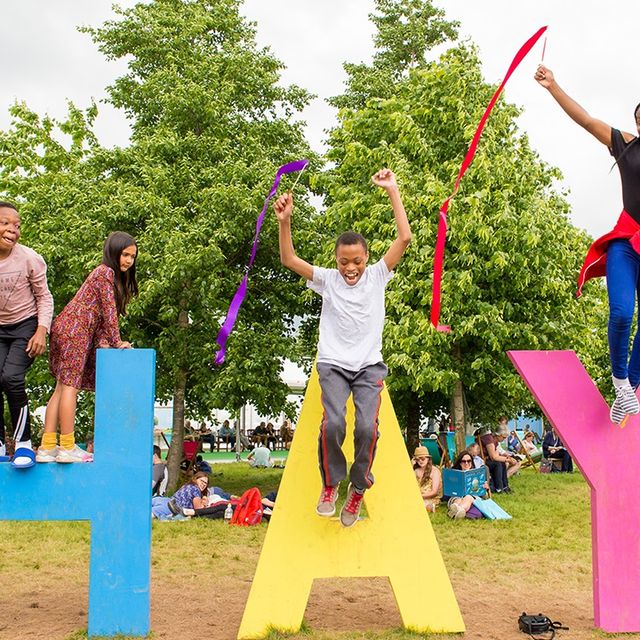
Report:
518,612,568,639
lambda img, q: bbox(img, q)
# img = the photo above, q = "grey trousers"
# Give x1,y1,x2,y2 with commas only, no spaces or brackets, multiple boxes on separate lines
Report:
316,361,388,492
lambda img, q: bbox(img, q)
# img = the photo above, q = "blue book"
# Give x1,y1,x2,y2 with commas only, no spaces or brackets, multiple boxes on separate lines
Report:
442,467,488,498
472,496,512,520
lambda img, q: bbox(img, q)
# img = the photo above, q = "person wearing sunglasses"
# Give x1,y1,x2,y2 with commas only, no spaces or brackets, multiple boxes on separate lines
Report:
445,450,489,520
411,446,441,513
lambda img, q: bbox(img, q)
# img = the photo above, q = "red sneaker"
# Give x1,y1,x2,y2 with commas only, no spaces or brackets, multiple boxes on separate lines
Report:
316,485,338,517
340,484,364,527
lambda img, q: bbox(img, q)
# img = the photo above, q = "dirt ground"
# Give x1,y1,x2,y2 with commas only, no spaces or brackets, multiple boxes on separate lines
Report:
2,569,632,640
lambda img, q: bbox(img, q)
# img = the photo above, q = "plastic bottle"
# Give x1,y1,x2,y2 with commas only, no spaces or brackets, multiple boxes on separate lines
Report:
224,503,233,523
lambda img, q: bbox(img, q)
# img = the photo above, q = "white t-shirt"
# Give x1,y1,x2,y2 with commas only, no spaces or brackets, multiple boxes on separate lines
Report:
307,258,393,371
250,446,272,467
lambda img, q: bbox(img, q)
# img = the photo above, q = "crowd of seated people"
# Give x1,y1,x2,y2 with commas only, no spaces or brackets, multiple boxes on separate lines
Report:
151,469,278,521
412,417,574,520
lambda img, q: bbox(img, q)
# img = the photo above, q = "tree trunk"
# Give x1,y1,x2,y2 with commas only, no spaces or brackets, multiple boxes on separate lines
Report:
166,305,189,492
234,408,242,462
166,368,187,493
405,390,421,455
451,379,466,459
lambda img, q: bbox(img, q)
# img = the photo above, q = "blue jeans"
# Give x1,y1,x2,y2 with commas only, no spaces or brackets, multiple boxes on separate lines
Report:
606,240,640,385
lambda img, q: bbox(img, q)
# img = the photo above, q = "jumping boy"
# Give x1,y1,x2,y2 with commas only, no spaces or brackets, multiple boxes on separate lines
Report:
274,168,411,527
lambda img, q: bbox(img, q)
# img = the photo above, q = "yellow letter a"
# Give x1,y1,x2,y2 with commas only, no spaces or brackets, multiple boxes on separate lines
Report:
238,366,464,638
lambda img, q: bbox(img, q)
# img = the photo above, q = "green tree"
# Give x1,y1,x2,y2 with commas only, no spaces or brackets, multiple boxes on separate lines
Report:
320,18,609,454
0,101,105,444
0,0,319,488
332,0,458,110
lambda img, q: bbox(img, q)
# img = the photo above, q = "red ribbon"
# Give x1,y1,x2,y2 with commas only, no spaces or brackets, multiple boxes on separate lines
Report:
430,26,547,331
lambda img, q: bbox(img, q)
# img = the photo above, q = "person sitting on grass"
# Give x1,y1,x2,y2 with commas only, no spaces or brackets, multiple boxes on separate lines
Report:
195,454,212,474
467,442,485,469
152,445,167,496
248,442,273,468
174,489,279,520
445,450,489,520
151,471,210,520
172,471,210,509
411,446,441,512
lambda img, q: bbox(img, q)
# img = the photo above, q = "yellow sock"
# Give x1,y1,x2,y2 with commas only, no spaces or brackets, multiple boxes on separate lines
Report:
60,433,75,451
41,433,58,450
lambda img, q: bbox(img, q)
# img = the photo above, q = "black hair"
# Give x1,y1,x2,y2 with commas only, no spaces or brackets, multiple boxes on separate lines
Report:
610,102,640,171
0,201,18,213
102,231,139,315
335,231,368,254
452,449,474,470
153,445,161,457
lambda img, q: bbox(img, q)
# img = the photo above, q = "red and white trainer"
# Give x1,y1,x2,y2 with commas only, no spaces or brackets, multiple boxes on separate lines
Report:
340,484,365,527
316,485,339,517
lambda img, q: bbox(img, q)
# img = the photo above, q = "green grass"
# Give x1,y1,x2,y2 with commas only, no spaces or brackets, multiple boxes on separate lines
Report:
0,464,603,639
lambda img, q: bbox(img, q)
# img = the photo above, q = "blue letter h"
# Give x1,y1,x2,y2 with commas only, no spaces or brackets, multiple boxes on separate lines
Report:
0,349,155,637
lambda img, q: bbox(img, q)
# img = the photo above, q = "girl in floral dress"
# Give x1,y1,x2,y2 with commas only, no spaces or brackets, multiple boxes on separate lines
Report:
37,232,138,463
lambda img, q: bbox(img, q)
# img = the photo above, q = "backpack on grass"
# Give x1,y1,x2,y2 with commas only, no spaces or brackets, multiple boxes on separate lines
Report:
230,487,263,526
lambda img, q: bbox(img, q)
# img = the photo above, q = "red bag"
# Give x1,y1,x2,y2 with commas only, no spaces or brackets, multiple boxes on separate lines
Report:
230,487,263,526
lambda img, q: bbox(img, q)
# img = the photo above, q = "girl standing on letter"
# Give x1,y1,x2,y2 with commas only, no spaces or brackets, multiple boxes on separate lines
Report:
37,232,138,462
536,65,640,424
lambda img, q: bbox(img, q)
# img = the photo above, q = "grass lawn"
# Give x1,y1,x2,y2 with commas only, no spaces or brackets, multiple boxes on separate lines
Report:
1,464,635,640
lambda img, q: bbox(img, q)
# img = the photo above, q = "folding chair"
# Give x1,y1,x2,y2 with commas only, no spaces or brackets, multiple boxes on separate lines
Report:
181,440,199,475
436,432,452,468
513,431,540,472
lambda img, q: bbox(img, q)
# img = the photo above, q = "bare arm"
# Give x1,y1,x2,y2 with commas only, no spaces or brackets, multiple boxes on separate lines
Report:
485,442,509,463
426,467,442,498
372,169,412,272
274,192,314,281
534,65,623,146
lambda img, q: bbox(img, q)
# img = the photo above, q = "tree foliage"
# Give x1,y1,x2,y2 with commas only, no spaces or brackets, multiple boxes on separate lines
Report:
320,10,609,449
0,0,319,487
331,0,458,111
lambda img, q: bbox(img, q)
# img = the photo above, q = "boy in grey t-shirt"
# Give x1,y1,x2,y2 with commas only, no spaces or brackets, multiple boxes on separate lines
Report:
274,169,411,527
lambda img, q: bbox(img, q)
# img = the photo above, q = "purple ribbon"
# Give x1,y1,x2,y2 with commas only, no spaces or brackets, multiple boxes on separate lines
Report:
214,159,309,365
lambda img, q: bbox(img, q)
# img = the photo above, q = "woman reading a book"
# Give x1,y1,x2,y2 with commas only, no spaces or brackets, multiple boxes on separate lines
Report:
445,450,490,520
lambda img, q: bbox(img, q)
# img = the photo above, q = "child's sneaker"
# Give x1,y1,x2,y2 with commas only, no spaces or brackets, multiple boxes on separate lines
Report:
36,446,60,463
340,484,364,527
316,485,338,517
610,384,640,424
55,445,94,463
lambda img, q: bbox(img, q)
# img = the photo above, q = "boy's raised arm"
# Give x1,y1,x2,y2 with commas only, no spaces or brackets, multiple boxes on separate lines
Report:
374,169,412,271
274,192,314,281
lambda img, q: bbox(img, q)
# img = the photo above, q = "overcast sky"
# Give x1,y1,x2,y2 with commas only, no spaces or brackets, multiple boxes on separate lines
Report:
1,1,639,239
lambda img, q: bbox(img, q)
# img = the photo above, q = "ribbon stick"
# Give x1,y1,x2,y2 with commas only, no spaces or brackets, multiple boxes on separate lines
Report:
430,26,547,331
214,159,309,364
